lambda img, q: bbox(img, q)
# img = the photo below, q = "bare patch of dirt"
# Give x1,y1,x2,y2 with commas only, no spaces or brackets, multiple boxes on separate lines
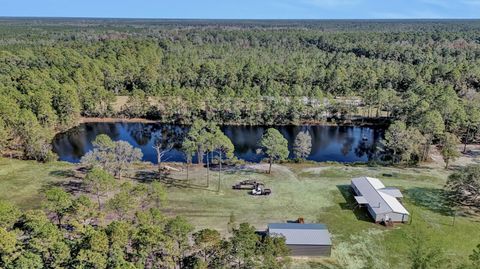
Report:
425,144,480,169
301,167,330,174
244,163,291,174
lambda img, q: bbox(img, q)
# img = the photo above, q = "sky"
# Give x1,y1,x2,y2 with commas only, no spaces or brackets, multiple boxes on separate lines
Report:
1,0,480,19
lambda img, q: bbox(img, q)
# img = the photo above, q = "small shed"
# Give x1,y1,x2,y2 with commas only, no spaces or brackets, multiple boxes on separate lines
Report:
267,223,332,257
351,177,409,223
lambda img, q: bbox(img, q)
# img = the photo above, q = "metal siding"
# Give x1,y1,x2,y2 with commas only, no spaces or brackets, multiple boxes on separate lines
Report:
351,183,360,196
375,213,385,222
374,212,409,223
268,228,332,245
288,245,331,257
367,206,378,222
378,187,403,198
389,212,409,222
354,196,368,204
267,223,332,246
268,223,328,230
352,177,409,217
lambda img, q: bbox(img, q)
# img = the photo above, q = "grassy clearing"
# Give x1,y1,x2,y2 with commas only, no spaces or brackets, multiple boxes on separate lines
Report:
1,158,479,267
0,158,73,209
157,163,479,268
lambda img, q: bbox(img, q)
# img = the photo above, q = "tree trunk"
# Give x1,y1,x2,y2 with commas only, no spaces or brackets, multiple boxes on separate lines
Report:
268,157,272,174
155,146,162,177
361,107,365,123
96,191,102,210
206,152,210,187
115,168,122,180
463,124,470,153
422,144,428,162
178,242,184,269
422,137,432,162
218,151,222,192
57,214,63,227
197,150,203,165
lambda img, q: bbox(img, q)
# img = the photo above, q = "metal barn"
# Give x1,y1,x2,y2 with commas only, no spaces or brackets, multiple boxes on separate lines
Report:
351,177,409,223
267,223,332,257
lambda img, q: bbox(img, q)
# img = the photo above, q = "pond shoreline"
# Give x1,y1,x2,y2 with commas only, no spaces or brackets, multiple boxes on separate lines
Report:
78,116,391,128
53,122,384,164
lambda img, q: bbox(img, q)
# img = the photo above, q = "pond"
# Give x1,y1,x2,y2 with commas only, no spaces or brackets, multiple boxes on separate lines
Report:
52,122,384,163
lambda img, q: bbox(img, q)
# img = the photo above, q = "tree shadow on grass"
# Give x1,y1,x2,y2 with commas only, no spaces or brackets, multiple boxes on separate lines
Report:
463,148,480,158
46,169,84,195
405,187,453,216
49,169,80,179
223,166,265,176
132,170,159,183
49,169,74,178
132,170,217,192
209,163,239,173
336,184,373,223
42,179,84,195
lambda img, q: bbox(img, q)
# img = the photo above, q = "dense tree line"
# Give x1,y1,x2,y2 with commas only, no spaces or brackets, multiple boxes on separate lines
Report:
1,19,480,161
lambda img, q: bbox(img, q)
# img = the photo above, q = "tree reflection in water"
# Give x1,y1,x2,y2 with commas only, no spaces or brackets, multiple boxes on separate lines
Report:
53,122,384,163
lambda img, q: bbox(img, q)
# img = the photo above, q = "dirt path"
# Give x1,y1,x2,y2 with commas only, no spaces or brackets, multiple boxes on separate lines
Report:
425,144,480,169
244,163,291,173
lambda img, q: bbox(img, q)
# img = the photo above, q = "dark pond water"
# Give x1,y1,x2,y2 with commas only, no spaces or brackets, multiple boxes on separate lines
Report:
52,122,384,163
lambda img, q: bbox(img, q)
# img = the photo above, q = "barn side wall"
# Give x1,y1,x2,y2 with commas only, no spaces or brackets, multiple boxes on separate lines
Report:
367,206,378,222
288,245,331,257
374,212,409,223
351,183,360,195
388,212,409,222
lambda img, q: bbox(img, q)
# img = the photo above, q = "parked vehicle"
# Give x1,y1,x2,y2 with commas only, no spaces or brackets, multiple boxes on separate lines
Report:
232,180,264,190
232,180,271,195
251,185,272,195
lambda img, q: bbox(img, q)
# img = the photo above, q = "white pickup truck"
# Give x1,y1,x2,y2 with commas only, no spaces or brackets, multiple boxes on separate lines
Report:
251,186,272,195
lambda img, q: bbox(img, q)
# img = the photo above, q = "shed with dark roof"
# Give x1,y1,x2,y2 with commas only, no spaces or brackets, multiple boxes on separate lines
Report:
267,223,332,257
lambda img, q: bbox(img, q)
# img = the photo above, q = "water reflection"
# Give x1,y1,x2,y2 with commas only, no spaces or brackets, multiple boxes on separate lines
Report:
52,123,384,163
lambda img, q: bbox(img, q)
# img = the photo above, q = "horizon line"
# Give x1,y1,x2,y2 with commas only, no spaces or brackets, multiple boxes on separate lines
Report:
0,16,478,21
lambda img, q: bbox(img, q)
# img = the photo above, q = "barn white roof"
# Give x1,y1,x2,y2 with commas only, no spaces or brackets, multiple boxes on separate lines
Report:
378,187,404,198
351,177,409,215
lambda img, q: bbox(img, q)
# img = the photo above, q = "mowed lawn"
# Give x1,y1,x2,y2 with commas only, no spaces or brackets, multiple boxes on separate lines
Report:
0,158,74,209
1,157,479,267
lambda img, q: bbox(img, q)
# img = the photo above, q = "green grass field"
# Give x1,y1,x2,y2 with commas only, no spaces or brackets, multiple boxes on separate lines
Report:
158,164,479,268
0,158,73,209
1,157,479,268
